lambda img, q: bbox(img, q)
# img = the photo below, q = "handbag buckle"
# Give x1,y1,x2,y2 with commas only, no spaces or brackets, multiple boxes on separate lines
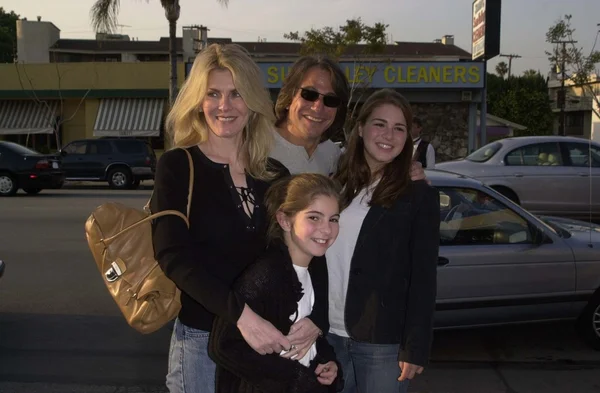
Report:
105,261,123,283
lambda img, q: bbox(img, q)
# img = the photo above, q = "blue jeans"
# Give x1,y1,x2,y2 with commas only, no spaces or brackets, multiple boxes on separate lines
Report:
166,318,216,393
327,333,409,393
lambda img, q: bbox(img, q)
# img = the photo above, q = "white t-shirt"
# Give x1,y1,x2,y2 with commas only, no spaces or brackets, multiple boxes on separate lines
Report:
269,131,342,175
326,185,374,337
280,264,317,366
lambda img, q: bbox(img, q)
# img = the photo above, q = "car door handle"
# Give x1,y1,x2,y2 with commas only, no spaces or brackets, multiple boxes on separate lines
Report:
513,173,524,177
577,172,589,177
438,257,450,266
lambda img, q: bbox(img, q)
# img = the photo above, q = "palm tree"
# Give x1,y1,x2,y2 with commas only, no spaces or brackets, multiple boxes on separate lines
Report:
495,61,508,79
90,0,229,106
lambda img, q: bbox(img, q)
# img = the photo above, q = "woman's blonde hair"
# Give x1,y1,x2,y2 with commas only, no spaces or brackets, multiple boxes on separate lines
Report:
166,43,277,180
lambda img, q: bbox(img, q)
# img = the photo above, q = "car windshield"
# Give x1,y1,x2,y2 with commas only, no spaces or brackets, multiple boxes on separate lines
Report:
4,142,40,155
465,142,502,163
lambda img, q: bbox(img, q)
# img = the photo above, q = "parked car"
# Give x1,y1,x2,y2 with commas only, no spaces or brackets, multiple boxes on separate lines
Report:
436,136,600,220
59,138,156,189
0,141,65,196
429,169,600,349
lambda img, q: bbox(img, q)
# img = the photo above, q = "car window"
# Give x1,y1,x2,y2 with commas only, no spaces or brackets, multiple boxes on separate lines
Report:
564,142,600,168
504,142,562,166
63,141,87,155
88,141,113,155
438,187,533,246
114,140,146,154
465,142,501,163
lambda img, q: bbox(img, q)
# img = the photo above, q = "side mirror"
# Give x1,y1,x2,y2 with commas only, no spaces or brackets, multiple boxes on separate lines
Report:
60,150,67,156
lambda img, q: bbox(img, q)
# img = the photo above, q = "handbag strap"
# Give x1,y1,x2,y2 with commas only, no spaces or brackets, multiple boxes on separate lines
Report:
102,148,195,247
144,147,195,219
182,147,194,219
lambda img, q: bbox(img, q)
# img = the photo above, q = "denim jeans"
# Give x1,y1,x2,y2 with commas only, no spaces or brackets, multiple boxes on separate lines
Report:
327,333,409,393
166,318,216,393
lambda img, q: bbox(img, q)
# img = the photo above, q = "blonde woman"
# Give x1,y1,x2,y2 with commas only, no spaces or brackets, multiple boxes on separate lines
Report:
151,44,292,393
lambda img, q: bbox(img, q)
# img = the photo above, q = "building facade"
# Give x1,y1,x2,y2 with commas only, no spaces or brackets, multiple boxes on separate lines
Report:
1,19,487,160
547,70,599,140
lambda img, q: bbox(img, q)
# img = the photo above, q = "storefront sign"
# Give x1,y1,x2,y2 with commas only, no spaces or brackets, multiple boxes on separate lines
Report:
471,0,502,61
259,62,484,89
185,61,485,89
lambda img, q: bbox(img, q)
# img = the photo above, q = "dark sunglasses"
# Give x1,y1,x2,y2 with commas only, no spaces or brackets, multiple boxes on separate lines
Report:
299,88,342,108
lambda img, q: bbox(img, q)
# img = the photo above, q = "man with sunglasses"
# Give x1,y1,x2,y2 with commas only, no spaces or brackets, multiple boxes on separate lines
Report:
271,56,347,176
268,55,427,366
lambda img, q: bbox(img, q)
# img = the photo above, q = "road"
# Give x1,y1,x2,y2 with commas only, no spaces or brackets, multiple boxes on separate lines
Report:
0,188,599,393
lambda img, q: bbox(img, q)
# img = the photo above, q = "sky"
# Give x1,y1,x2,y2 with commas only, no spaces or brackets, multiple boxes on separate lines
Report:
3,0,599,76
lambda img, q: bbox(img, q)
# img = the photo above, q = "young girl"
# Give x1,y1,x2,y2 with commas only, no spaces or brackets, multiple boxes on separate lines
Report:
327,89,440,393
209,173,342,393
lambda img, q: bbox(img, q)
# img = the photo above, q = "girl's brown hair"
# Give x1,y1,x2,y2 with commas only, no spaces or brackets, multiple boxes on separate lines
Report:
334,89,414,209
265,173,341,241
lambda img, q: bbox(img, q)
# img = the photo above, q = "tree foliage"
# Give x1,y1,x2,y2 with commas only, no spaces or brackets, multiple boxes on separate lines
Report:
487,71,555,136
284,18,388,59
0,7,19,63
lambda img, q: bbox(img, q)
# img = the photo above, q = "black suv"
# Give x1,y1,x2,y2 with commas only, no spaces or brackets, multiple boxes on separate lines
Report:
60,138,156,189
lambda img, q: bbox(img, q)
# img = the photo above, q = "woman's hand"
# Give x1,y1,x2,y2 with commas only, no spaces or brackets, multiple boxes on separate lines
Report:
398,361,424,381
281,318,321,360
409,161,427,182
237,304,291,355
315,361,338,385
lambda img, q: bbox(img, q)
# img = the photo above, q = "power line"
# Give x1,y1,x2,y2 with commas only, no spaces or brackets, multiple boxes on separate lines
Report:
499,53,522,79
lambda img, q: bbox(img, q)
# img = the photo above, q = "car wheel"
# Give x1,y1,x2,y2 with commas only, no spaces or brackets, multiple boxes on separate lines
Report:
492,186,520,204
0,173,18,196
108,167,132,189
577,290,600,350
23,188,42,195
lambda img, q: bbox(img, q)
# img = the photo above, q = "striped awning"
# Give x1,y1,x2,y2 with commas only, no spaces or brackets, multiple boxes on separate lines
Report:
94,98,165,137
0,100,59,135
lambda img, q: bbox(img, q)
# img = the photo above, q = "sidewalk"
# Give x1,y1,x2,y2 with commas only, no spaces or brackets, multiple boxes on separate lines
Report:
1,363,599,393
61,180,154,190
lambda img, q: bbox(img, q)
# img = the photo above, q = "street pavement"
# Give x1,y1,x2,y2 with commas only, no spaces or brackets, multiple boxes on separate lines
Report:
0,188,599,393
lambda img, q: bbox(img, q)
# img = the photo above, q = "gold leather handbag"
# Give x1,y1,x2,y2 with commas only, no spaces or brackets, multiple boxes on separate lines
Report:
85,148,194,334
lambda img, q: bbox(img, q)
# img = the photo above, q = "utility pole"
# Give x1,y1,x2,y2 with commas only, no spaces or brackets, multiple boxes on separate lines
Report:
499,53,521,79
552,40,577,136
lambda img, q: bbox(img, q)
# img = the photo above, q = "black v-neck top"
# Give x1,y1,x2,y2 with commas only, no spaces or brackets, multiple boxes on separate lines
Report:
151,146,289,331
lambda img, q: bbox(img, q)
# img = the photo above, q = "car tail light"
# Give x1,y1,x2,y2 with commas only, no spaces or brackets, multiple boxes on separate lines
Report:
35,160,50,169
145,156,151,165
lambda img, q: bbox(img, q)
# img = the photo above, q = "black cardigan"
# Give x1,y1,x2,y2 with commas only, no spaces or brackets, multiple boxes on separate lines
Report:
209,241,340,393
151,147,300,331
342,180,440,367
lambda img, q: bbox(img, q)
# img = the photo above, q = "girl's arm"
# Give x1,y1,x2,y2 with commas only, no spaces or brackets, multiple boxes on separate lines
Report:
209,259,324,393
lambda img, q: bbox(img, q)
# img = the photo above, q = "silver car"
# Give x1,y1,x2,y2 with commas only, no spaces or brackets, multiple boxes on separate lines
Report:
430,169,600,349
436,136,600,220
